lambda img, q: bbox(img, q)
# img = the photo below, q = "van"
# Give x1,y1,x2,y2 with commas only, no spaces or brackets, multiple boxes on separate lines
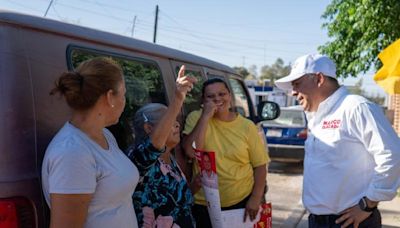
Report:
0,11,278,227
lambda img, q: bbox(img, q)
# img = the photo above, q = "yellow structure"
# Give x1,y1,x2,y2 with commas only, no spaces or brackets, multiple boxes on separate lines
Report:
374,39,400,95
387,95,400,135
374,39,400,135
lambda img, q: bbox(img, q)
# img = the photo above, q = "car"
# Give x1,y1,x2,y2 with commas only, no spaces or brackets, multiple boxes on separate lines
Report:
262,106,307,162
0,11,279,227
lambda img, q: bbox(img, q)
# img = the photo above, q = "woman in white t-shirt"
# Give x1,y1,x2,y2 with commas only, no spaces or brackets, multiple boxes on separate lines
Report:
42,57,139,228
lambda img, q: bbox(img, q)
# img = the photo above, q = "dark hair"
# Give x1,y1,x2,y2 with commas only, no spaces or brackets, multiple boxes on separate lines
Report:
201,78,231,98
325,75,339,86
50,57,123,110
202,152,211,159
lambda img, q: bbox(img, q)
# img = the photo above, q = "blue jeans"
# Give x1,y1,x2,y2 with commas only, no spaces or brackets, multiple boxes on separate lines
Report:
308,208,381,228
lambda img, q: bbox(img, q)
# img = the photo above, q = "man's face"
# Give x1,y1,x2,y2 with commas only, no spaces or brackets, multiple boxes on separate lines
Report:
203,155,212,171
291,74,319,112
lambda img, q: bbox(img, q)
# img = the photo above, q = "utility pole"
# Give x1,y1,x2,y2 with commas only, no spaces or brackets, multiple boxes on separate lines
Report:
153,5,159,43
263,43,266,67
131,15,137,37
44,0,54,17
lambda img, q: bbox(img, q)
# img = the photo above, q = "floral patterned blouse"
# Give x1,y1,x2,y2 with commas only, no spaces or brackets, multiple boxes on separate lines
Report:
126,138,195,228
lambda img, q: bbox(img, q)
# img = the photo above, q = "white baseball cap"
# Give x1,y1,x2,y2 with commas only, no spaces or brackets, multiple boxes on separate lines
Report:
275,54,337,90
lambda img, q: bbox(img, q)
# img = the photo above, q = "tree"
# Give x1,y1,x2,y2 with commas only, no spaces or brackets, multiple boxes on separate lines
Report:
247,65,258,80
233,66,250,79
346,78,363,95
319,0,400,78
259,58,291,84
347,79,385,105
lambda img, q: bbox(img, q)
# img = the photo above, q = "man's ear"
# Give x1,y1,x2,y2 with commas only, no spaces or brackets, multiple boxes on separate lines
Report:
316,72,325,87
143,123,153,135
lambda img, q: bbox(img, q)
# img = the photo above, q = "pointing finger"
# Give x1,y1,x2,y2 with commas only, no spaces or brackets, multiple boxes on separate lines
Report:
243,209,248,222
178,65,185,79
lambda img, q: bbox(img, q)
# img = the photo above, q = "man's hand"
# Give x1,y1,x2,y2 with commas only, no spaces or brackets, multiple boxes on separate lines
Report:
335,205,372,228
243,195,260,222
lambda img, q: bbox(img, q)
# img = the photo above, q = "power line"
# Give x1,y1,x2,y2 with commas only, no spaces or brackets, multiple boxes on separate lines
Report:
55,1,132,23
154,10,323,38
16,0,320,50
157,25,315,51
158,32,305,57
51,3,63,20
5,0,45,13
159,10,222,50
3,1,317,63
157,12,318,46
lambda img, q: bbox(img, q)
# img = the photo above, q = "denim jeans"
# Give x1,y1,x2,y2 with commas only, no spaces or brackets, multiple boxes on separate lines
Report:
308,209,381,228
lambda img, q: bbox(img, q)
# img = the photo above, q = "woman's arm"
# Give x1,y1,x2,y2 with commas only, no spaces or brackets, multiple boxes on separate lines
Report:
50,193,92,228
244,164,266,222
151,65,196,150
251,165,267,201
182,115,210,158
182,102,216,158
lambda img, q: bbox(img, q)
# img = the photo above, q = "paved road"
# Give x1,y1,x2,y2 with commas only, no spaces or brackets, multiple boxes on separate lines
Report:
266,161,304,228
266,162,400,228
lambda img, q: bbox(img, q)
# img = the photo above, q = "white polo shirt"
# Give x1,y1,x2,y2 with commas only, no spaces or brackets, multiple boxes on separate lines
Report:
303,86,400,215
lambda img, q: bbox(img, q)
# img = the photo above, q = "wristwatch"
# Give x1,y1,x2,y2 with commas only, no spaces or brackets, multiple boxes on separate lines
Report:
358,196,377,212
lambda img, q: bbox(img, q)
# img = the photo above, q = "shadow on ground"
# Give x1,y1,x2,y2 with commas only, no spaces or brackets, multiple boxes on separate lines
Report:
269,161,304,174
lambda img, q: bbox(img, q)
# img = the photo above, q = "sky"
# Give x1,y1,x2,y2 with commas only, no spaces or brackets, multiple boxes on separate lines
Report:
0,0,387,97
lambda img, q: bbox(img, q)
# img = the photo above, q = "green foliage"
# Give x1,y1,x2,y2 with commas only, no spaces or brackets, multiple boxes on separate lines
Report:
233,66,250,79
174,67,204,114
246,65,258,80
70,49,166,150
347,79,385,105
259,58,290,83
320,0,400,78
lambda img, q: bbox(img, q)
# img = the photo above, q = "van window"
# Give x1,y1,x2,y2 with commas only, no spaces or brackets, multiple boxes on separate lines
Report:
229,78,251,118
175,67,204,115
69,48,167,150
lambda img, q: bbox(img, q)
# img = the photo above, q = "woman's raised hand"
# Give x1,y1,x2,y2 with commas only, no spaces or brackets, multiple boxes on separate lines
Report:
175,65,197,100
202,100,217,119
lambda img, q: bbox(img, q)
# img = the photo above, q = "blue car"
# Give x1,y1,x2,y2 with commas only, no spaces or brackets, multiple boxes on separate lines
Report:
262,106,307,162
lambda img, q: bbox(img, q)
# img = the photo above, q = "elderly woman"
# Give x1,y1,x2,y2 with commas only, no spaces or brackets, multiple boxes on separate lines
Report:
126,66,200,228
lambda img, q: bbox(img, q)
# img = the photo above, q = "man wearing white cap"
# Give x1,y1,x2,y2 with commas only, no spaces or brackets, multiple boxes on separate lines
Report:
275,54,400,228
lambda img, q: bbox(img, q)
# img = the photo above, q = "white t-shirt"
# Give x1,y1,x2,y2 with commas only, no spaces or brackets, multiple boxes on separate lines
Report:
201,169,218,189
42,122,139,228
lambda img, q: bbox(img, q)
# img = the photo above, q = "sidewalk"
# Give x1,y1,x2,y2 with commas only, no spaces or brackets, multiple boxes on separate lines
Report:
283,194,400,228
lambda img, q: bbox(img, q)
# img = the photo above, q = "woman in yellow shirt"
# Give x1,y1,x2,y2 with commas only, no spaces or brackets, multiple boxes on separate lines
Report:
182,78,268,227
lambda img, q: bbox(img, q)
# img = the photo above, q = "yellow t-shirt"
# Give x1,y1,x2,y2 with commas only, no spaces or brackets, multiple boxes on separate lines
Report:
183,110,269,207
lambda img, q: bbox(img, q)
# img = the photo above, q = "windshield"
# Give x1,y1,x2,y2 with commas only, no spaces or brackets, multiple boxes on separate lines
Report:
263,109,306,127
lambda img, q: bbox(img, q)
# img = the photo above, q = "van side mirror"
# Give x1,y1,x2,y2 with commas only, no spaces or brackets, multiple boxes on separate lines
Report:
257,101,280,121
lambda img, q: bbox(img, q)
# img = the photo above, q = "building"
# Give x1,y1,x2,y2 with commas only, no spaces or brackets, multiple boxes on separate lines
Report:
388,94,400,136
245,80,297,109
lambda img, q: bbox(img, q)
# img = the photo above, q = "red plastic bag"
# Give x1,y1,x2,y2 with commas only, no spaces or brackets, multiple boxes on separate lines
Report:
254,202,272,228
